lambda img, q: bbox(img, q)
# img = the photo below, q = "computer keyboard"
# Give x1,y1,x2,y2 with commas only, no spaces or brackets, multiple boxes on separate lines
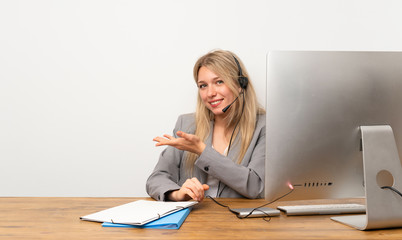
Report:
277,203,366,216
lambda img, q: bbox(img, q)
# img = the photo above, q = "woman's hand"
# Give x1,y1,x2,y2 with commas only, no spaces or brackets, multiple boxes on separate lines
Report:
168,177,210,202
153,131,206,155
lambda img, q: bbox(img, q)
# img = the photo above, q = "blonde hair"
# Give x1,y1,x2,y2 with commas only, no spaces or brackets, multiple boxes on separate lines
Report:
185,49,265,175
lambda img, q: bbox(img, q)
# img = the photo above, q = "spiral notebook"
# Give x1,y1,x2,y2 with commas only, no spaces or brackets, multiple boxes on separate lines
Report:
80,200,197,226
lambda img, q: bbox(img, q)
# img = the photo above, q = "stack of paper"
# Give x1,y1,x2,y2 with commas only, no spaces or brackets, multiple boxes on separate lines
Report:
80,200,196,229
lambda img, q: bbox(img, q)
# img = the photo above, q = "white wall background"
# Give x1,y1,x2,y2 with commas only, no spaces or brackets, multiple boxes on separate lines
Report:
1,0,401,197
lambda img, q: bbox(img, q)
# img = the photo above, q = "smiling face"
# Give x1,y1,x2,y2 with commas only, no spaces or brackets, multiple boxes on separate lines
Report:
197,66,236,118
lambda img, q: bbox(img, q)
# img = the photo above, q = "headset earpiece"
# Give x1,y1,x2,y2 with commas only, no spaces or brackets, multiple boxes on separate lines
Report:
238,76,248,90
233,55,248,90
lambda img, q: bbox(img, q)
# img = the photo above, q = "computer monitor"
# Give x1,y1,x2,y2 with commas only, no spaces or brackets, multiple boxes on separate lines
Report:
265,51,402,203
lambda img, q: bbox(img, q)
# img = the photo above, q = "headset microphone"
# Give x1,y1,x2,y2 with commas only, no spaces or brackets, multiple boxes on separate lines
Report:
222,92,242,113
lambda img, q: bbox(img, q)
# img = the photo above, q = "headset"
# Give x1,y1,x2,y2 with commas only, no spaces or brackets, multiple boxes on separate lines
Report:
217,55,249,197
222,56,249,113
233,55,248,90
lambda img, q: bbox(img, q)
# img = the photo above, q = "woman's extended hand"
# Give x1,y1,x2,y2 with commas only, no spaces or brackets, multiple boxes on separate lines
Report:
153,131,206,155
167,177,210,202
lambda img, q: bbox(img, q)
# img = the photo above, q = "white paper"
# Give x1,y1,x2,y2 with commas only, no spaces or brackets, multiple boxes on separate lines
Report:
80,200,197,225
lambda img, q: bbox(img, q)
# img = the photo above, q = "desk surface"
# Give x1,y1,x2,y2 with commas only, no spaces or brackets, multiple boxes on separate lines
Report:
1,197,402,239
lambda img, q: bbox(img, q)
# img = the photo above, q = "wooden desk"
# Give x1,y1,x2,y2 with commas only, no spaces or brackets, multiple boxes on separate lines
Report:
1,197,402,239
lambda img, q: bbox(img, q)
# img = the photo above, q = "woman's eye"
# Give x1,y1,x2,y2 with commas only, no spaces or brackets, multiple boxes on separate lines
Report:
199,84,207,89
217,80,224,84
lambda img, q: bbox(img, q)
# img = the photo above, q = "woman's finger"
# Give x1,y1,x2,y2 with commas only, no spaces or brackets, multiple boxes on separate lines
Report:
190,177,204,190
181,185,197,201
183,179,202,200
177,131,193,141
153,136,160,142
163,134,175,140
189,177,205,200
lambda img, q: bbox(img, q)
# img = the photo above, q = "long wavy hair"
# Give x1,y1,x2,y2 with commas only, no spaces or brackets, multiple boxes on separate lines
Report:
185,49,265,175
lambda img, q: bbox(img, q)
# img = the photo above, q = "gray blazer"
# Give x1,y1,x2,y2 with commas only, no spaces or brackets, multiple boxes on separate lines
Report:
146,113,266,201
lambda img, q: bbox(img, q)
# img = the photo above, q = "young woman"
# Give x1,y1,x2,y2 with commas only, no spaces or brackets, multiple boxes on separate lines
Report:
146,50,265,201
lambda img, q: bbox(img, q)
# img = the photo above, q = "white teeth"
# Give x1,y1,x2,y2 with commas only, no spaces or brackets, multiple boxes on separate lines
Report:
211,100,222,105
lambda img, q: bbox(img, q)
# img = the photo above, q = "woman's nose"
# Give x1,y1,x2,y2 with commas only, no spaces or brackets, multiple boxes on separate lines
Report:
207,85,217,97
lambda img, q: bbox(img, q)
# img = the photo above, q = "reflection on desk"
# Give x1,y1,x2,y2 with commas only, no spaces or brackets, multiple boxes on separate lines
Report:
1,197,402,239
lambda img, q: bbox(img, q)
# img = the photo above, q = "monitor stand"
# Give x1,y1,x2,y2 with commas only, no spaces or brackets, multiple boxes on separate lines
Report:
331,125,402,230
